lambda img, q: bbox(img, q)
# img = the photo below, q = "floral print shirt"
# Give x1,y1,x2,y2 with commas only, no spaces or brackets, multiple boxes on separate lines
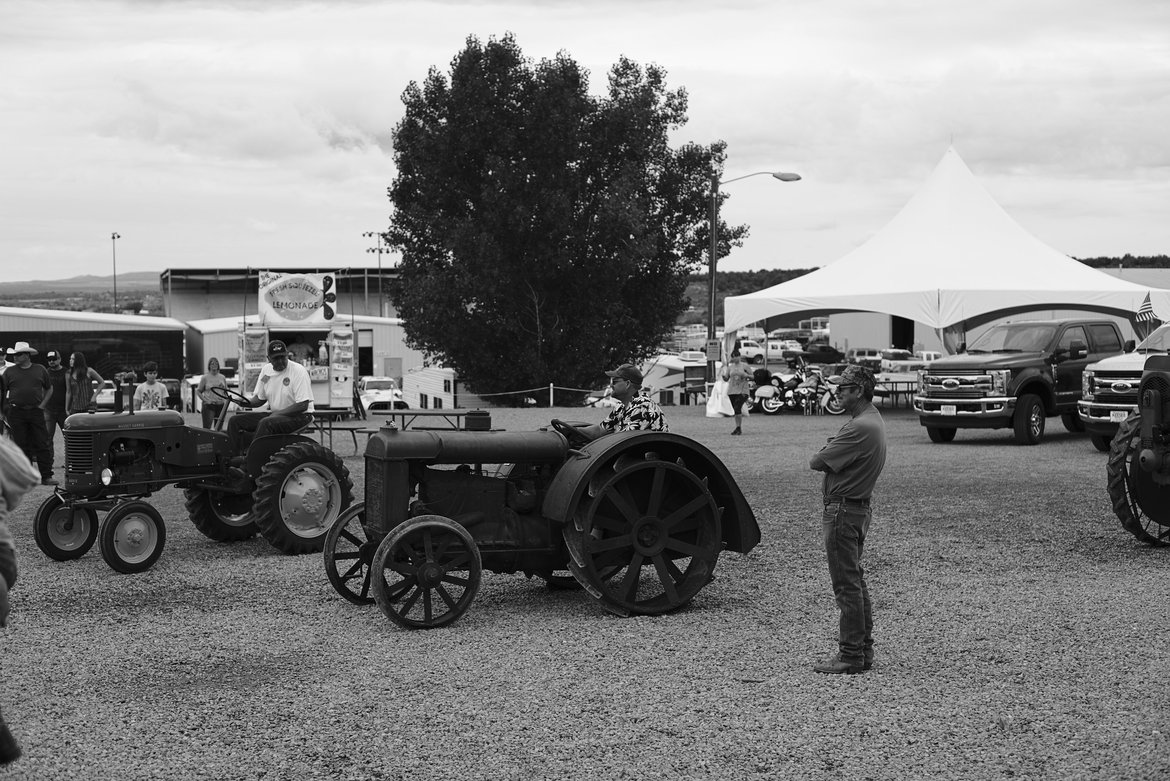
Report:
600,393,669,433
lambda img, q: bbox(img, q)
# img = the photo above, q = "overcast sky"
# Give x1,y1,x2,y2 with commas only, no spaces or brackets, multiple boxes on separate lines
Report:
2,0,1168,283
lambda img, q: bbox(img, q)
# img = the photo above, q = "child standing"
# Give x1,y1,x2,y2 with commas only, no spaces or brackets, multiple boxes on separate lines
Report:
132,361,166,412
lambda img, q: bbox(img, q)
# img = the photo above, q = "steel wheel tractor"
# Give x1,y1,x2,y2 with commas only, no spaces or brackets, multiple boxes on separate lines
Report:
1107,355,1170,546
322,413,760,629
35,385,352,573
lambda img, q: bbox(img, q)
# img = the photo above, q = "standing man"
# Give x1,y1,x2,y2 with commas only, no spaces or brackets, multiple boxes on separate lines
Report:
226,340,315,454
0,342,56,486
43,350,69,445
809,365,886,674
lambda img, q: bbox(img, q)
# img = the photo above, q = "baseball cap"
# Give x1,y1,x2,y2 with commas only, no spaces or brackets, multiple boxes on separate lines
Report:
605,363,643,385
267,340,288,357
827,364,876,393
47,350,60,360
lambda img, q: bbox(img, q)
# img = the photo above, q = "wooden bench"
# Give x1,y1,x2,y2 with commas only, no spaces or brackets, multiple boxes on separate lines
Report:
333,424,380,455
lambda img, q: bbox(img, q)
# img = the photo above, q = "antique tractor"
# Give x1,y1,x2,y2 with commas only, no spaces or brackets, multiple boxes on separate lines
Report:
1107,355,1170,545
35,385,352,572
322,415,760,628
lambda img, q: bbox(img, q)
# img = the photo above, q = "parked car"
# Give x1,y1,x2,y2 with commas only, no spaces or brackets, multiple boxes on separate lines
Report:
846,348,883,371
159,378,184,410
797,343,846,365
879,348,916,372
768,339,804,354
357,376,408,411
733,338,767,364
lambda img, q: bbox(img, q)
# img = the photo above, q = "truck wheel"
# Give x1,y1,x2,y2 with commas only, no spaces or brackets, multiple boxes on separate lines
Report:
1106,413,1170,546
927,427,956,443
371,515,481,629
1061,412,1085,433
33,494,98,561
1090,434,1111,453
752,355,764,365
253,441,353,555
562,457,721,617
323,503,377,605
184,488,258,542
98,501,166,574
1013,394,1045,445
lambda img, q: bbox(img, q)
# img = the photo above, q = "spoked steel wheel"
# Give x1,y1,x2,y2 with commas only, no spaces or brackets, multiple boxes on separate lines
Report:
1107,413,1170,546
33,494,98,561
563,455,721,616
371,515,481,629
323,503,378,605
98,501,167,574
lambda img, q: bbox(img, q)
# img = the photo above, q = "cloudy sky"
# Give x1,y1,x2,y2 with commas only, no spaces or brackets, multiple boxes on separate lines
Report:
2,0,1168,283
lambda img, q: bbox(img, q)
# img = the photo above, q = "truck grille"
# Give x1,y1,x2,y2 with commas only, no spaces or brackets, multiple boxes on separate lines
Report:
1088,371,1142,406
64,431,95,475
920,372,994,398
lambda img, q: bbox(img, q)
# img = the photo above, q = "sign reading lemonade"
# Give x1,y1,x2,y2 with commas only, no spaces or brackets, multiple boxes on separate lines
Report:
258,271,338,325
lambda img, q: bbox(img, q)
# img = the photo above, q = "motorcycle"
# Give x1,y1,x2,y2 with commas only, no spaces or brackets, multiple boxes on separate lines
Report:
753,364,803,415
801,365,846,415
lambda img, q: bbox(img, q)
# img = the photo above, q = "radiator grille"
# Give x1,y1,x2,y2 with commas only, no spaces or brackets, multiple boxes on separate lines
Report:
64,432,95,474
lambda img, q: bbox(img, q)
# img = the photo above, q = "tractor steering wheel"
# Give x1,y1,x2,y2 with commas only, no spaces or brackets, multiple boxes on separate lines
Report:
211,385,255,408
551,419,593,448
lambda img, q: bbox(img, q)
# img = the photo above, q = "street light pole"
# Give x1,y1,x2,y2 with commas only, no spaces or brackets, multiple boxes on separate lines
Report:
111,232,121,314
707,170,801,380
363,231,386,317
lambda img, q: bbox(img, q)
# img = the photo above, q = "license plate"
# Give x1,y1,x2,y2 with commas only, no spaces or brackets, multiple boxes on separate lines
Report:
1110,410,1129,423
941,404,956,416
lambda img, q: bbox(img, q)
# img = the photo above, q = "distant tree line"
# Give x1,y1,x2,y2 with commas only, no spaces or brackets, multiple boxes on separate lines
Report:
1077,254,1170,268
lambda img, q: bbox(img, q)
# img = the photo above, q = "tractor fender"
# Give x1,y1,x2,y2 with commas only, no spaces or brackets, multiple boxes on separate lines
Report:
541,431,760,553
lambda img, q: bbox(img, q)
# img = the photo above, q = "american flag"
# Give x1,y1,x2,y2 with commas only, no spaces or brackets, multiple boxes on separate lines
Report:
1136,293,1156,322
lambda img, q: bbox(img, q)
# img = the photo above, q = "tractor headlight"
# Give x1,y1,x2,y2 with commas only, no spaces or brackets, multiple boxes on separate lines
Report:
101,468,113,486
1082,369,1094,398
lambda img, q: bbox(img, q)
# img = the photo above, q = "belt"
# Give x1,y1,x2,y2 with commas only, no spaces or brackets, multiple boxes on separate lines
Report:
824,496,870,508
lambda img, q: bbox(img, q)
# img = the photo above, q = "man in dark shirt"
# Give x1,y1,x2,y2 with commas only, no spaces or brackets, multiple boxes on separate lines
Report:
43,350,69,445
0,342,56,486
809,364,886,674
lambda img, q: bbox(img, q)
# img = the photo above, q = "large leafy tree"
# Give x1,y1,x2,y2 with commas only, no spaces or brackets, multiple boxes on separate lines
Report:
386,34,746,404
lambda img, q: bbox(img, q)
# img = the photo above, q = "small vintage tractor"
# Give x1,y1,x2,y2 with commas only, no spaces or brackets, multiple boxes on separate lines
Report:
35,386,352,572
1106,355,1170,545
322,415,760,628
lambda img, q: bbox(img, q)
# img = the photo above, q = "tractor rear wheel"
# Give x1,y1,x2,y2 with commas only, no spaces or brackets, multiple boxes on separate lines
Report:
563,453,721,617
323,503,378,605
252,441,353,555
1106,412,1170,546
184,487,258,542
371,515,481,629
98,501,166,574
33,494,98,561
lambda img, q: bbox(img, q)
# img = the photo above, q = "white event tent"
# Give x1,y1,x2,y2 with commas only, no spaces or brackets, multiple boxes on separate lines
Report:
724,147,1170,350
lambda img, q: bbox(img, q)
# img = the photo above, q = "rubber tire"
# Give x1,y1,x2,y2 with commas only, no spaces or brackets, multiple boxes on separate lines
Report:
98,501,166,574
823,393,845,415
1090,433,1112,453
927,427,956,443
1013,394,1045,445
1106,412,1170,546
752,355,764,365
33,494,98,561
184,487,258,542
252,441,353,555
1061,412,1085,433
760,396,784,415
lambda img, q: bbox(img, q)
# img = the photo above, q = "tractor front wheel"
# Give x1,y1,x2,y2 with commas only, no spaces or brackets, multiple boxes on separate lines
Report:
252,441,353,555
371,515,481,629
98,501,166,574
33,494,98,561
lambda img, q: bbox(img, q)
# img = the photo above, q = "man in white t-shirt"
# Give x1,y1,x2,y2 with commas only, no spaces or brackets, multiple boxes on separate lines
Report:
226,340,315,454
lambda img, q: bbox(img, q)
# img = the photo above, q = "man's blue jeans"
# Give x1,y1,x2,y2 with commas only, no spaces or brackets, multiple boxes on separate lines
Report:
822,501,873,662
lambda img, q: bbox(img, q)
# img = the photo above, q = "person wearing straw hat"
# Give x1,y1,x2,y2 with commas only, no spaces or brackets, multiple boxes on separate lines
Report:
0,342,56,486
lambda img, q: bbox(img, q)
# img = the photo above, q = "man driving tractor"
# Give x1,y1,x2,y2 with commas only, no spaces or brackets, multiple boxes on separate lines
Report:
226,340,315,456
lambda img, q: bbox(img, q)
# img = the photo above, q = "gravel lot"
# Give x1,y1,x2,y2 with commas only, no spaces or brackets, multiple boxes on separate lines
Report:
2,404,1168,780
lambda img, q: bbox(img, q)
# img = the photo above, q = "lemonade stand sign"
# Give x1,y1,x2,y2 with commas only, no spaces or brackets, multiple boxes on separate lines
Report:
258,271,337,325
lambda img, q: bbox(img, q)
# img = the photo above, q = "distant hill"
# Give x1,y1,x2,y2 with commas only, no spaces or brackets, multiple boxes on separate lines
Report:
0,271,159,295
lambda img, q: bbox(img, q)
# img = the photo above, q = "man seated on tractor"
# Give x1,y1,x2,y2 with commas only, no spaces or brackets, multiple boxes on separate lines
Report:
226,340,315,456
577,363,669,439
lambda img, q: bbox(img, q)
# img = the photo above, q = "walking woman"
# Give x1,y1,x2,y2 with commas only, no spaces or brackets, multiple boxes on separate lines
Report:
722,350,753,435
197,358,229,428
64,352,103,415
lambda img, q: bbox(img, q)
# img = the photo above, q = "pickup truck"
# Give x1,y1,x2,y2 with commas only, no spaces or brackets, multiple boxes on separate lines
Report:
913,318,1125,445
1077,324,1166,451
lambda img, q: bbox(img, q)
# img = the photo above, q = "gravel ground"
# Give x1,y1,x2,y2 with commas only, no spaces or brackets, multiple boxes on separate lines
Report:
2,404,1168,780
